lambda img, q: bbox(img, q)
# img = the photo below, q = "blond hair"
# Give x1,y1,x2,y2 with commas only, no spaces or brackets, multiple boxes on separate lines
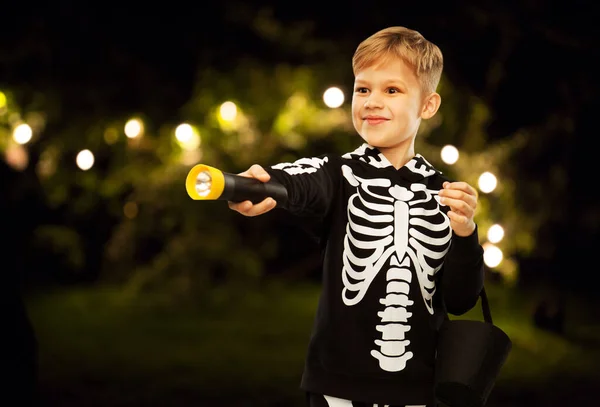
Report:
352,26,443,94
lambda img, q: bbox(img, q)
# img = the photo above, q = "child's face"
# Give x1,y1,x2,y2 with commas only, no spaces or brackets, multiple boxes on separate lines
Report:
352,57,428,155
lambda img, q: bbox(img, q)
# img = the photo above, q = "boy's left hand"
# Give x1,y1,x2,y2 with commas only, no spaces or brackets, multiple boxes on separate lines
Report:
438,181,478,237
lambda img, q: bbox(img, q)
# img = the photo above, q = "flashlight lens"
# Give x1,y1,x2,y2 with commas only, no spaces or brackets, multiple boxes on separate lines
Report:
196,170,212,197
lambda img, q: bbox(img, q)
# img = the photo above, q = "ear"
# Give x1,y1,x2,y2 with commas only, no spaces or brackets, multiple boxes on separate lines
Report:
421,92,441,119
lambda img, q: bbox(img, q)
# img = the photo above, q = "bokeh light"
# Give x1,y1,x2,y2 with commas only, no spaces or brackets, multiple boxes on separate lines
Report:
123,202,138,219
104,128,119,144
179,132,201,151
0,91,7,109
175,123,193,142
483,242,503,268
487,224,505,243
440,145,459,165
76,149,95,171
478,171,497,193
219,101,238,122
12,123,33,144
4,144,29,171
124,118,144,138
323,87,345,108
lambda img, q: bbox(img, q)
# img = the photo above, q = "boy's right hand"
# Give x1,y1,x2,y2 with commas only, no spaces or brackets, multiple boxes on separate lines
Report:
227,164,277,217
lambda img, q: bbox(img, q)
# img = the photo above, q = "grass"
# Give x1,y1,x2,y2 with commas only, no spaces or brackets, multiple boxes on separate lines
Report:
25,280,600,406
27,281,318,406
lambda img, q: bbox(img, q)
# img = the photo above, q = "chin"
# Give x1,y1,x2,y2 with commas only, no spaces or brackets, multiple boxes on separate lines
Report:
360,135,390,149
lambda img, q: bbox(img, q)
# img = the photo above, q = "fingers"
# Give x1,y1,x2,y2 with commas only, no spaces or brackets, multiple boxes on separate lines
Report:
240,164,271,183
228,197,277,217
228,164,275,217
439,181,477,214
447,210,470,224
439,196,475,218
442,181,477,198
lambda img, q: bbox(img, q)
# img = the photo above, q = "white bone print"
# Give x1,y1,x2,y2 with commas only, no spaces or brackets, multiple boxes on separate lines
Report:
341,165,451,372
271,156,328,175
322,395,353,406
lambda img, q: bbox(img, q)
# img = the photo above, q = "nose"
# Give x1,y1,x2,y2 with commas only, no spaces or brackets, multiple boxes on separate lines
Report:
364,96,383,109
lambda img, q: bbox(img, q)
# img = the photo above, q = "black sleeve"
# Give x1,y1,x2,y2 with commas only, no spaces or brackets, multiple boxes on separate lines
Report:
441,225,485,315
265,154,339,219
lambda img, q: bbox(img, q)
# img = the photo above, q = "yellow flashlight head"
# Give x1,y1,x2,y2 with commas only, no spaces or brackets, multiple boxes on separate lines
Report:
185,164,225,200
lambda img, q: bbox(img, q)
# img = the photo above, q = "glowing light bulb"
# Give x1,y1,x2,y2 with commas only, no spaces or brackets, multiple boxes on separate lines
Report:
196,170,212,197
478,171,497,193
219,101,238,121
487,224,505,243
76,149,95,171
13,123,33,144
440,145,459,164
124,118,143,138
323,87,345,108
175,123,193,142
483,243,503,268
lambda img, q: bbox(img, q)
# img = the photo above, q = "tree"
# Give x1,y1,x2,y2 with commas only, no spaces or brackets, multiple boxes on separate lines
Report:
2,3,595,300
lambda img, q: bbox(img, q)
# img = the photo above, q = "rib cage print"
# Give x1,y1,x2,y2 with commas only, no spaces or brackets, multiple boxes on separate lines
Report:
341,164,452,373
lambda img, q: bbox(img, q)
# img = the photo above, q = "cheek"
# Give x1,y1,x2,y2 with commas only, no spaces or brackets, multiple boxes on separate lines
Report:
351,102,361,119
351,115,361,131
351,105,362,131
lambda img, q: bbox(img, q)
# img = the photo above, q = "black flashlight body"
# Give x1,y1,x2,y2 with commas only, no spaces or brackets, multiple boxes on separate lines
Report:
221,173,288,206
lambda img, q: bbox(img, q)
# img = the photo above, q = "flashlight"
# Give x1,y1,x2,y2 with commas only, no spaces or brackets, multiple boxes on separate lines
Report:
186,164,288,206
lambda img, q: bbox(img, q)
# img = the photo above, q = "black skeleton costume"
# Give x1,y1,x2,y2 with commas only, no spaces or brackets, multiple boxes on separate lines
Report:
266,144,484,407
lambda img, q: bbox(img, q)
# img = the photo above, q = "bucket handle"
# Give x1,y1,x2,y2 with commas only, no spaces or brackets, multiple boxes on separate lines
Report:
480,287,493,324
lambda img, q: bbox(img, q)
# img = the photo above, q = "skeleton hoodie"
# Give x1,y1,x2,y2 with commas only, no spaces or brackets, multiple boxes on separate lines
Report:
266,144,484,406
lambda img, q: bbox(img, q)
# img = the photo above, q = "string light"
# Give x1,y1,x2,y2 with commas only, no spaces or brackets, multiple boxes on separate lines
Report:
76,149,95,171
175,123,201,150
323,87,345,108
124,118,143,138
0,97,513,276
483,242,503,268
487,224,505,243
478,171,497,193
219,102,237,122
175,123,193,142
440,145,459,165
12,123,33,145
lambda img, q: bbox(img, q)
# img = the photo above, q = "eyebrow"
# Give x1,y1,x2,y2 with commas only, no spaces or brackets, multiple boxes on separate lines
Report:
355,78,407,87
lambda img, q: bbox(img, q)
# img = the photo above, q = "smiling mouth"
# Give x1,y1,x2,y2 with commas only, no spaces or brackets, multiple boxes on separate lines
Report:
364,118,388,125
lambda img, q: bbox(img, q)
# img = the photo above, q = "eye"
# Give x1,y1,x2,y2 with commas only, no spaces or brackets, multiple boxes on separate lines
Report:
354,87,368,93
387,87,401,94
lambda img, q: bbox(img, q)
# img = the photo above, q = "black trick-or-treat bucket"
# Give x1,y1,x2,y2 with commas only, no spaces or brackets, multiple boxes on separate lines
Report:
434,288,512,407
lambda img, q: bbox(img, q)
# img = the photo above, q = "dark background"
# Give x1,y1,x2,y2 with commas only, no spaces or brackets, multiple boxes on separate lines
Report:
1,1,598,406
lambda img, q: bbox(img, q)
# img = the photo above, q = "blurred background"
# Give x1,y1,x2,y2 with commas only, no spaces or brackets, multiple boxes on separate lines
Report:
1,1,598,406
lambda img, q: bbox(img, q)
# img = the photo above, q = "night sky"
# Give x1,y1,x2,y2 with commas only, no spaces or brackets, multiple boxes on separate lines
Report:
3,1,596,131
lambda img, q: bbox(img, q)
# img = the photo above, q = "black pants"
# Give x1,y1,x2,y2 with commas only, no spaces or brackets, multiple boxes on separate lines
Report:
307,393,430,407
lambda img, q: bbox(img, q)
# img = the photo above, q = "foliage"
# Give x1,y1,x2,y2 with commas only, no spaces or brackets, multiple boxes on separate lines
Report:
0,12,548,295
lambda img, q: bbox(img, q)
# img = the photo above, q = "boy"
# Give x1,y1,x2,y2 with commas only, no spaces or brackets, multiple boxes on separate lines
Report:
229,26,484,407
